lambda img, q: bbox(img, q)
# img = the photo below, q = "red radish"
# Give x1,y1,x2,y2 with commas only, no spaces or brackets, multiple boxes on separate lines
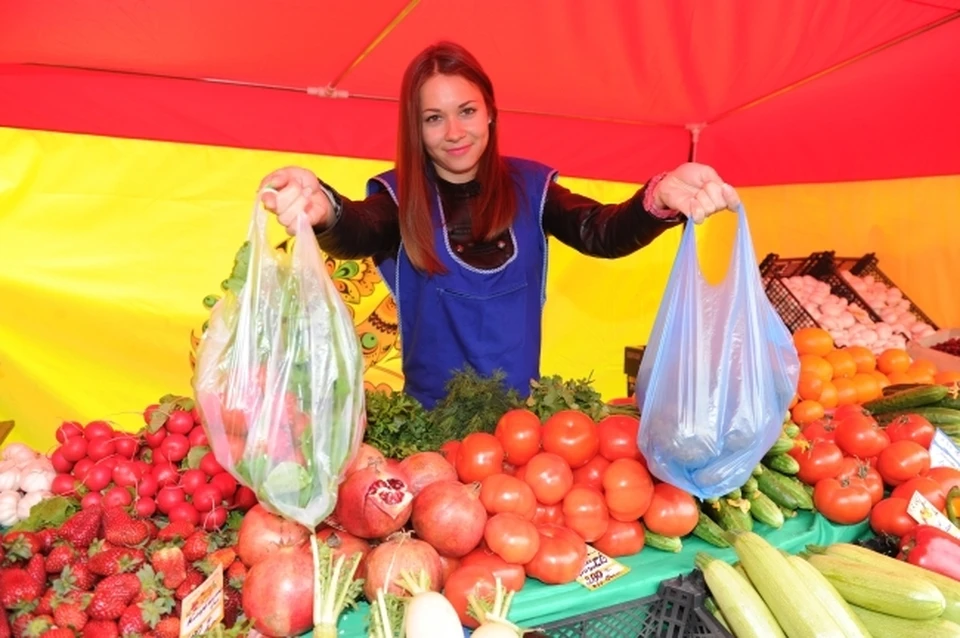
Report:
51,474,77,495
192,484,223,512
346,443,385,476
61,438,88,463
81,492,102,508
399,451,458,496
190,406,202,424
169,502,200,525
362,534,442,602
199,452,224,477
112,461,139,488
85,421,114,439
103,486,133,508
152,463,179,488
242,547,314,637
188,427,209,447
56,421,84,443
133,460,151,478
201,506,228,530
166,410,194,435
151,449,168,465
334,458,413,539
71,458,94,480
114,435,138,459
135,497,157,518
98,456,120,473
210,472,238,499
411,481,487,558
179,469,207,495
233,486,257,511
143,404,160,425
83,465,112,491
160,433,190,463
143,428,166,448
137,474,159,497
156,486,185,514
86,437,116,461
237,504,311,567
50,449,73,474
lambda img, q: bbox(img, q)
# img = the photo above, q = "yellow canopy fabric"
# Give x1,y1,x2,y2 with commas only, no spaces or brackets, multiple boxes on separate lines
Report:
1,127,957,451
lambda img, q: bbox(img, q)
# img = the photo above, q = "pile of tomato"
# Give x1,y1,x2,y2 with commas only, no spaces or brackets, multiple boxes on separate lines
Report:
789,403,960,534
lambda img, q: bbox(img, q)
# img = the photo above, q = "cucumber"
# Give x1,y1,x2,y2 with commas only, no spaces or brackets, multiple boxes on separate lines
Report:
779,505,798,519
786,555,872,638
806,553,946,620
707,498,753,532
864,385,949,415
746,489,785,529
725,487,743,500
936,395,960,410
743,476,759,493
692,509,730,548
783,423,801,438
851,606,960,638
882,383,932,396
767,437,796,455
877,407,960,426
752,464,764,477
695,552,786,638
756,465,814,510
764,454,800,475
645,531,682,553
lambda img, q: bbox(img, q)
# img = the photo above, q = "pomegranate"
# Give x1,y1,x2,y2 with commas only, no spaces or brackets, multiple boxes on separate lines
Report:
363,533,442,602
411,480,487,558
316,527,371,579
346,443,385,476
237,504,311,567
399,451,458,495
334,458,413,539
242,546,314,637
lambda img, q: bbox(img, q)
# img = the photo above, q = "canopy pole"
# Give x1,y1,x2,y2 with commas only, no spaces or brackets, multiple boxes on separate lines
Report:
686,123,706,162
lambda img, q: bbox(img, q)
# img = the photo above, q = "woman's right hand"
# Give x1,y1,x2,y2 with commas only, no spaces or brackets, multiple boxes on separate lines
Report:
258,166,334,235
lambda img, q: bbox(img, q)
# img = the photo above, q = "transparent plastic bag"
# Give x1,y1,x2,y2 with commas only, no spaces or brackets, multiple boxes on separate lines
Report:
635,206,800,499
192,192,366,529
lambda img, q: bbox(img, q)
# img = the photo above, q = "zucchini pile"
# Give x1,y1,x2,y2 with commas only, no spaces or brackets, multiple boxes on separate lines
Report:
867,382,960,444
691,420,812,549
700,534,960,638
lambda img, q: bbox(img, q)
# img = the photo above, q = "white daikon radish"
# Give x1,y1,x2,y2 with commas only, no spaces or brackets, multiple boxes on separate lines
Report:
397,570,463,638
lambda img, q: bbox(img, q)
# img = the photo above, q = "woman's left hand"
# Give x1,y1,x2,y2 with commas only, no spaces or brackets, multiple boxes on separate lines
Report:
654,162,741,224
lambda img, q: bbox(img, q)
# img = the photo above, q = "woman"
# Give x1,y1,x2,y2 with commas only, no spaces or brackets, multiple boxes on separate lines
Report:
260,41,740,410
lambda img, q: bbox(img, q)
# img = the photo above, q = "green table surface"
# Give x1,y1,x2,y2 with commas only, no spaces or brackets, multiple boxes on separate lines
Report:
332,511,869,636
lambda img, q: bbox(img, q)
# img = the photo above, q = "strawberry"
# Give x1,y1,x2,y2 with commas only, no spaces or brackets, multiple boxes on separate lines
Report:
102,507,150,548
156,522,196,543
45,546,77,575
223,586,242,628
53,601,88,631
181,532,210,562
154,616,179,638
59,507,103,549
26,555,47,586
12,613,37,637
225,560,246,587
63,561,97,591
0,568,45,607
82,620,119,638
89,547,144,576
20,614,54,638
87,573,141,620
142,519,159,541
3,532,42,560
117,603,151,636
39,627,75,638
0,608,9,638
174,569,204,600
36,529,59,554
150,547,186,589
205,548,236,572
35,589,57,616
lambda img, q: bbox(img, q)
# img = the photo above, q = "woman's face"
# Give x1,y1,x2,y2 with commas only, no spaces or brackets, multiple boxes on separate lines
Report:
419,73,490,183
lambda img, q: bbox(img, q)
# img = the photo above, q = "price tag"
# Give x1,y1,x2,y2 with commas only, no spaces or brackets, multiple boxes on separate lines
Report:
929,429,960,470
179,564,224,638
576,546,630,591
906,491,960,541
0,421,13,446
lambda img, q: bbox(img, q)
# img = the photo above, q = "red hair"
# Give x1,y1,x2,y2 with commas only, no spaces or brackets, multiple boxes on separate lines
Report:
397,41,517,275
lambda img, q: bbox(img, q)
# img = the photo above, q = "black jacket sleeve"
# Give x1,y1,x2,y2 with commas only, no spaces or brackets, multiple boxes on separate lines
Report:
312,182,401,260
542,180,684,258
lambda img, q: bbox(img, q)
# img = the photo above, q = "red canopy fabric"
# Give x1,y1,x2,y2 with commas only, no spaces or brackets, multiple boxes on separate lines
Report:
1,0,958,185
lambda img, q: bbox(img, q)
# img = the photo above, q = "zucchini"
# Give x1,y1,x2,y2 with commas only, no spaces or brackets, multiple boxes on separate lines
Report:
810,542,960,624
703,597,732,634
695,552,786,638
728,531,846,637
806,553,946,620
747,489,785,529
786,554,873,638
768,436,796,455
851,606,960,638
877,407,960,426
707,497,753,532
756,465,814,510
764,453,800,475
692,509,730,548
644,531,682,553
864,385,949,415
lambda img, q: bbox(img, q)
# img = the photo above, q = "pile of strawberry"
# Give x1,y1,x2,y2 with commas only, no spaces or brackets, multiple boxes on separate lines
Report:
49,396,258,527
0,504,247,637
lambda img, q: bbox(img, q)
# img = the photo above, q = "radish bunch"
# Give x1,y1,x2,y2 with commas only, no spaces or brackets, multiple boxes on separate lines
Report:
48,395,257,529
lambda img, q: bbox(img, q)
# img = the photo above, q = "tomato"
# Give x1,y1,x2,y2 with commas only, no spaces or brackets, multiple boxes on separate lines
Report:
531,503,564,526
591,520,645,558
835,457,883,504
876,440,930,487
524,525,587,585
494,409,542,466
522,452,574,505
561,485,609,542
891,476,946,510
456,433,505,483
460,548,526,592
483,512,540,565
602,458,654,521
541,410,600,469
788,439,844,486
439,440,461,467
801,418,836,443
833,404,870,422
642,483,699,537
834,415,890,459
884,414,935,449
442,565,497,628
479,473,537,519
869,497,917,538
571,455,610,491
923,466,960,496
596,415,641,461
813,477,872,525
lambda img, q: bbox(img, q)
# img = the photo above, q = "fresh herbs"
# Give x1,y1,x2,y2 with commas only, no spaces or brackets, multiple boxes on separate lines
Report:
517,374,638,422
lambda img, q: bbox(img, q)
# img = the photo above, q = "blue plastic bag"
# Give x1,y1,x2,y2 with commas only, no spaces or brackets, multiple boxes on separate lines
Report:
635,205,800,499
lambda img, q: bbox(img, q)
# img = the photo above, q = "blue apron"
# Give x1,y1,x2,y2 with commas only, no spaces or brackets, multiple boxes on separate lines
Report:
368,158,556,409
